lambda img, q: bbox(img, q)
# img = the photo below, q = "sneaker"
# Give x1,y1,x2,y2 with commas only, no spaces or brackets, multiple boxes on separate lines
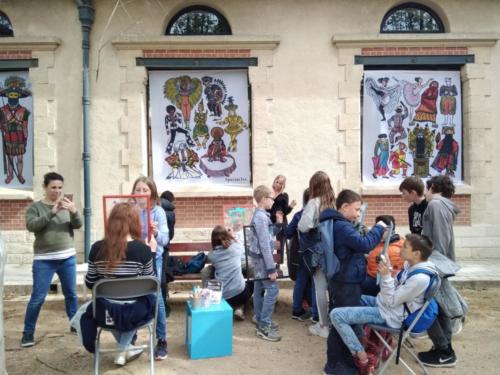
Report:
126,346,144,363
312,316,319,324
252,316,279,330
256,324,281,342
21,332,35,348
292,309,312,321
70,326,77,334
155,339,168,360
418,347,457,368
234,307,246,321
354,353,378,375
308,322,329,338
114,351,127,366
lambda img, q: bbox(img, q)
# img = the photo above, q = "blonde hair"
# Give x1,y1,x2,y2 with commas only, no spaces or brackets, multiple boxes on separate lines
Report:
272,174,286,193
253,185,272,203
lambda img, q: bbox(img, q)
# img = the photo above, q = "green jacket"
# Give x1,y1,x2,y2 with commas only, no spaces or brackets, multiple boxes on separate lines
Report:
25,201,83,255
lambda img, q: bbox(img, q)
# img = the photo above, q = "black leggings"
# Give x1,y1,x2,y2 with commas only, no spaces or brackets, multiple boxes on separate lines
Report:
226,284,251,309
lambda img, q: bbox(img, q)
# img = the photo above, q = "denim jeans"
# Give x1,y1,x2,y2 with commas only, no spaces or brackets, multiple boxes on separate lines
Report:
253,279,279,326
155,256,167,340
292,265,317,315
111,329,137,350
330,295,386,354
23,256,78,333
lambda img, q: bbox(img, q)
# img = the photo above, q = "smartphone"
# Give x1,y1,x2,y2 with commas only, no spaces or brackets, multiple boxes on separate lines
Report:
64,193,73,202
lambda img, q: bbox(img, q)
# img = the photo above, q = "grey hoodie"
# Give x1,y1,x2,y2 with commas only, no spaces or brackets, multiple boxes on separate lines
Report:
422,196,460,261
207,242,246,300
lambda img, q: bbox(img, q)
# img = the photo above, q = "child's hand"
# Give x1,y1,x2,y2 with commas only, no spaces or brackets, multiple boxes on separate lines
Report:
268,271,278,281
290,200,297,208
147,236,157,253
151,221,158,237
376,220,388,229
377,260,390,276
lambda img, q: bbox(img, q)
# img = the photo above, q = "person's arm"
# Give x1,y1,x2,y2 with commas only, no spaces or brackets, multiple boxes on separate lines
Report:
69,210,83,229
279,193,293,216
378,267,428,308
254,217,276,275
298,199,319,233
84,244,100,289
140,243,155,276
337,222,385,254
428,203,453,257
26,203,55,233
152,208,169,248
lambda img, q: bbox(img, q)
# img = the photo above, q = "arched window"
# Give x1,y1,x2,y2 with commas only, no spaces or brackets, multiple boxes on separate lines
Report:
0,11,14,37
166,6,231,35
381,3,444,33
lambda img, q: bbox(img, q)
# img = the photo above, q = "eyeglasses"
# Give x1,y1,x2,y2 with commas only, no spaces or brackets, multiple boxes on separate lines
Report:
267,196,275,201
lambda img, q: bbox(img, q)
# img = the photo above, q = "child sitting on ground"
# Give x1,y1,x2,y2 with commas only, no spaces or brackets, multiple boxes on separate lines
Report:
329,234,436,375
249,185,283,342
362,215,404,296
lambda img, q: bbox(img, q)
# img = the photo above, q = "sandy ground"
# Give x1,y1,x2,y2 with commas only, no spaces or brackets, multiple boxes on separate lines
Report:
4,287,499,375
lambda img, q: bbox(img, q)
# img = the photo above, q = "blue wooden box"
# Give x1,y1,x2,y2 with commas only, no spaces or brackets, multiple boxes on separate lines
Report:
185,299,233,359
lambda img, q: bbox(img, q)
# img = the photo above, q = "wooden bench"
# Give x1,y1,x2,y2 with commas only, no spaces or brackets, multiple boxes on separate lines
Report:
168,240,284,281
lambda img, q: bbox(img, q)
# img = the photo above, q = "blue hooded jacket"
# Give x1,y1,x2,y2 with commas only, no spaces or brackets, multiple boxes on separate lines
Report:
320,209,385,283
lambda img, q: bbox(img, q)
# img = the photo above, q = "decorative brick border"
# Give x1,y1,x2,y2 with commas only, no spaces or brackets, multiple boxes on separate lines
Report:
0,50,32,59
361,47,468,56
143,49,251,58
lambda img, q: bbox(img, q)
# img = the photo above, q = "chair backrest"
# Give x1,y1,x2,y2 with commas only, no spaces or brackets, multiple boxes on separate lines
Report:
92,276,160,318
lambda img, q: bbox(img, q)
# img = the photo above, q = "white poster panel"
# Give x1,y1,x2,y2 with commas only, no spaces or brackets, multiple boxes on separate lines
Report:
149,70,250,191
362,70,462,185
0,72,33,189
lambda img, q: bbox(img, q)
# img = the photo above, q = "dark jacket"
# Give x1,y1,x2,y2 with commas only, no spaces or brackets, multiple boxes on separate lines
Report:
267,192,293,224
160,198,176,242
322,209,385,284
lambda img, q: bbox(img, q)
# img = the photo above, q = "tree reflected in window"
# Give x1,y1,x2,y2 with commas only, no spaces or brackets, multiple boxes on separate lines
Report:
166,6,231,35
0,11,14,37
381,3,444,33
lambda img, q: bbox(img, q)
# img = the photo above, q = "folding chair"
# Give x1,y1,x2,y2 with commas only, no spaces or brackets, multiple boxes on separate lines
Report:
92,276,160,375
368,274,441,375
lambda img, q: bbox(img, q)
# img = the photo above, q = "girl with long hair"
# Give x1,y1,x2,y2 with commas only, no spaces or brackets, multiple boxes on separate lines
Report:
131,176,170,360
208,225,250,320
298,171,336,338
84,203,156,366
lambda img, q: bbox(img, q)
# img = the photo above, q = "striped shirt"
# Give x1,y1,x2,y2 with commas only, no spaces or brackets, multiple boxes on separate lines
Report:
85,239,154,290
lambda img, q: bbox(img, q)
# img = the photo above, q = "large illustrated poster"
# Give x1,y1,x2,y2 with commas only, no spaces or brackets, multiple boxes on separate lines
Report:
0,72,33,189
362,70,462,184
149,70,251,190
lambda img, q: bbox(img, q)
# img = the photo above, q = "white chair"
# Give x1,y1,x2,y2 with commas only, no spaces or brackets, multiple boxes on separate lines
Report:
92,276,159,375
368,274,441,375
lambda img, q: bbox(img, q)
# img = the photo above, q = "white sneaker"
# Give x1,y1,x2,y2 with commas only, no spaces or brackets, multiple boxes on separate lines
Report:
234,307,246,321
114,351,127,366
308,322,329,338
126,346,144,362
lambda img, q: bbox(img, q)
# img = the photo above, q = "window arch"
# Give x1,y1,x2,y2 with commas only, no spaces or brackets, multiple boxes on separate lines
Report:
166,5,231,35
0,11,14,37
381,3,444,33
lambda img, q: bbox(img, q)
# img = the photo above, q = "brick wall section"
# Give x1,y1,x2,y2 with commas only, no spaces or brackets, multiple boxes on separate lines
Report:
361,47,468,56
143,49,251,58
362,194,471,229
175,196,253,228
0,50,32,59
0,200,32,230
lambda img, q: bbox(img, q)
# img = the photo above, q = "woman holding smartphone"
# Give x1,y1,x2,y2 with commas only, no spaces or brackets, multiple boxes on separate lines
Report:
21,172,82,347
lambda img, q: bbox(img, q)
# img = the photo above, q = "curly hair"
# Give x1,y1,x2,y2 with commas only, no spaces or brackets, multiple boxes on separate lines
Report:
426,175,455,198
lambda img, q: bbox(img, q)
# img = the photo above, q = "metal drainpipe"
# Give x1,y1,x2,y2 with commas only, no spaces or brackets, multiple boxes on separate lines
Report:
76,0,94,262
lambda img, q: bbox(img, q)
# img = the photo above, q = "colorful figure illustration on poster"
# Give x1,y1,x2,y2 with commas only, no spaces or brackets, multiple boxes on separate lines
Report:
409,124,435,177
165,141,202,179
192,100,209,149
163,75,202,130
387,101,408,147
389,142,410,178
0,76,31,184
431,126,459,177
202,76,227,118
439,77,458,127
165,105,195,154
413,80,439,128
372,133,390,178
393,76,433,126
199,127,237,177
365,77,402,121
217,97,248,152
